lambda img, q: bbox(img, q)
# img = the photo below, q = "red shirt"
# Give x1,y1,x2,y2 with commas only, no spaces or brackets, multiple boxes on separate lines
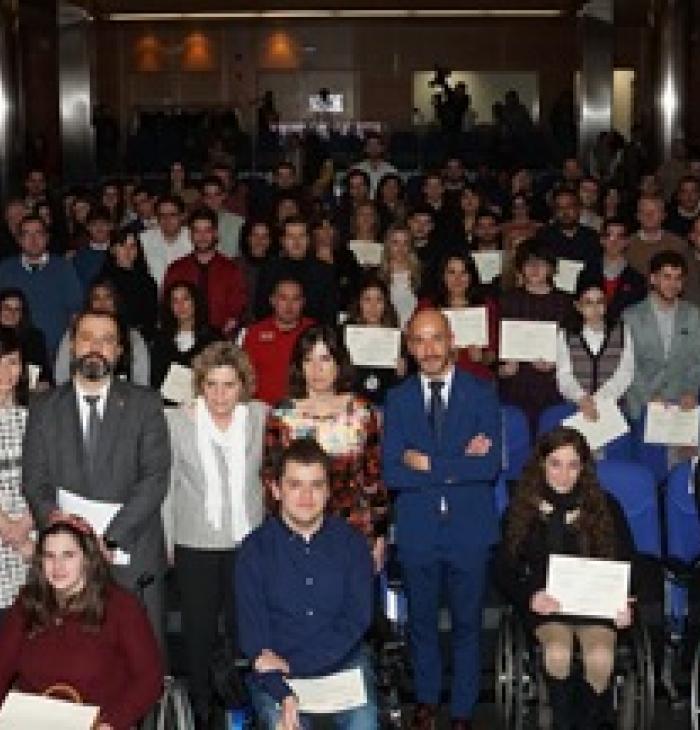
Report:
0,584,163,730
163,252,247,332
243,316,314,405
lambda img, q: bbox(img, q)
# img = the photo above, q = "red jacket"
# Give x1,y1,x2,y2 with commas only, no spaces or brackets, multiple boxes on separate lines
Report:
163,252,247,332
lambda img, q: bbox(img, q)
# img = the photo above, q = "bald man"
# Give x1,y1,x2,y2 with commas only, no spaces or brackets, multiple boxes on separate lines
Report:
382,309,501,730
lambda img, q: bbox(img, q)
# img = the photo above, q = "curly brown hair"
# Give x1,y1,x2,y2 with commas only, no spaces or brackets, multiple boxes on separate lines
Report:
21,520,112,635
504,427,616,559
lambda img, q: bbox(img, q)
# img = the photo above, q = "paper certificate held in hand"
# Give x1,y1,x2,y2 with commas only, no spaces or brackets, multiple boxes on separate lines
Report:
499,319,558,362
554,259,585,294
442,307,488,348
286,667,368,714
345,326,401,369
0,691,99,729
348,240,383,267
644,402,700,446
562,398,630,451
471,251,503,284
546,554,630,620
160,363,194,405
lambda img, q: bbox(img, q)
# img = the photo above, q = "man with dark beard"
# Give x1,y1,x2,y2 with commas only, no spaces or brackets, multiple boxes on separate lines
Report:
22,309,171,646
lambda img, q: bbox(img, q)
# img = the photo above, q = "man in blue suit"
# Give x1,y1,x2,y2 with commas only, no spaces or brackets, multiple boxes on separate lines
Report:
382,309,501,730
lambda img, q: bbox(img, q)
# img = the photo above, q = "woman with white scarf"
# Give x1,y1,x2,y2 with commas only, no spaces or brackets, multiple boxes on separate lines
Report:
164,340,267,729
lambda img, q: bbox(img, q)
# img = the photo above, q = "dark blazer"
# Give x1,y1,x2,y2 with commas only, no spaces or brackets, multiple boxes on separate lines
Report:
584,262,646,323
382,368,501,558
22,380,171,586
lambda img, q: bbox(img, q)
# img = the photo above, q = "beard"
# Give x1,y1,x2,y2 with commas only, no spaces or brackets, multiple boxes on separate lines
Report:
72,353,113,381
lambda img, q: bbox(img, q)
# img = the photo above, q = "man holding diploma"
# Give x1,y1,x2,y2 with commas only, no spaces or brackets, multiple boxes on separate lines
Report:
494,427,635,730
382,309,501,729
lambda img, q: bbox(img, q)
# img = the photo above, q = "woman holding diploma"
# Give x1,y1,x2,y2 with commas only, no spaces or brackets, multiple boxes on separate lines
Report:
494,427,635,730
556,272,634,420
345,276,404,406
263,324,388,570
498,238,571,433
379,224,421,328
422,252,498,380
0,515,163,730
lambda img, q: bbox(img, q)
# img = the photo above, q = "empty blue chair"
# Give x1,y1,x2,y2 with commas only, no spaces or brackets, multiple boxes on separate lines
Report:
665,460,700,634
595,459,662,558
501,405,531,481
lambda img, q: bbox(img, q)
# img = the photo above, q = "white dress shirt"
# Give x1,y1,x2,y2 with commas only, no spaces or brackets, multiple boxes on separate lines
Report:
74,379,110,438
419,366,455,409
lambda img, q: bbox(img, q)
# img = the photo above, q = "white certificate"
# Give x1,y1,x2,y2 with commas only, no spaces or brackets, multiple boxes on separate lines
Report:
471,251,503,284
499,319,558,362
554,259,585,294
546,554,630,620
644,402,700,446
345,326,401,369
58,489,130,566
0,691,99,729
160,363,194,404
287,667,368,714
442,307,488,348
562,398,629,451
348,240,383,267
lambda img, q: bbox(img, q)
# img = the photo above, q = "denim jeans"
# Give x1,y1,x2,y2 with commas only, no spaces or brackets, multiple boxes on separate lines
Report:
248,648,378,729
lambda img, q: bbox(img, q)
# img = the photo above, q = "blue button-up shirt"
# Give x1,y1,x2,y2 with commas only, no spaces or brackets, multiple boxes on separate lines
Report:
235,514,373,702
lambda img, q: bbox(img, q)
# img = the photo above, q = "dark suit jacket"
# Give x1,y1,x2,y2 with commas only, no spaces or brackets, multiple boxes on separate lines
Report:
22,379,171,586
382,369,501,560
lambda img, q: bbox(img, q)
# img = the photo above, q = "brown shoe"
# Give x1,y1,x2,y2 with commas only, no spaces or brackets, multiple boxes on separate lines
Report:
451,719,472,730
412,702,438,730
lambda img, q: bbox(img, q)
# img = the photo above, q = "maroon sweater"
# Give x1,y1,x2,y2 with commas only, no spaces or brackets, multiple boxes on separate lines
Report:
0,584,163,730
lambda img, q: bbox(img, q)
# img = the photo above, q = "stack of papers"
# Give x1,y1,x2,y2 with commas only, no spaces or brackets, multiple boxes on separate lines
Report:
287,667,368,714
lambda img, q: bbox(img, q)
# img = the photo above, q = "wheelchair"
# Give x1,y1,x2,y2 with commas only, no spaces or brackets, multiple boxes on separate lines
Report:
494,605,655,730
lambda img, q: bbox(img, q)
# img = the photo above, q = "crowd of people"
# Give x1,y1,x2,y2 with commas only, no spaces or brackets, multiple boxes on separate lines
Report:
0,129,698,729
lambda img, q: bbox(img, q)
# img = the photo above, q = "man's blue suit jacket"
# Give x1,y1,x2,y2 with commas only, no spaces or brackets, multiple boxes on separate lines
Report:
382,369,501,560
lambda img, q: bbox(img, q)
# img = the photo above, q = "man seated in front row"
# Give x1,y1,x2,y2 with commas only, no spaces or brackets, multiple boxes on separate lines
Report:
236,438,377,730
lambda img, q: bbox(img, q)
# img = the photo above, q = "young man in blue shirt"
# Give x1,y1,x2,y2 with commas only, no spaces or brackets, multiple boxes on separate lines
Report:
236,438,377,730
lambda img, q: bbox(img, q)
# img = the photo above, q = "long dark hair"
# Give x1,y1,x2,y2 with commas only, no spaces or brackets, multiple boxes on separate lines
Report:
288,324,355,398
160,280,209,340
346,275,399,328
105,227,149,275
433,251,486,307
0,326,28,406
21,519,112,634
505,427,616,559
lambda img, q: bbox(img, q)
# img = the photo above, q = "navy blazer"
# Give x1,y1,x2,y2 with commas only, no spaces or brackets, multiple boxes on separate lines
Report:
382,369,501,558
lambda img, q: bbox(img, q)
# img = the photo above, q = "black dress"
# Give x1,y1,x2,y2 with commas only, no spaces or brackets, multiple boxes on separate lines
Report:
100,261,159,343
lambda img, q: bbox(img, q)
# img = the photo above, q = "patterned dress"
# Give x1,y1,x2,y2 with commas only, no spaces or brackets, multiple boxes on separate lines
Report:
263,395,388,541
0,406,28,609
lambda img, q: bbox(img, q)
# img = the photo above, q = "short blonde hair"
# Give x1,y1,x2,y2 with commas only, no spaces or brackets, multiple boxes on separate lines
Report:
192,341,255,401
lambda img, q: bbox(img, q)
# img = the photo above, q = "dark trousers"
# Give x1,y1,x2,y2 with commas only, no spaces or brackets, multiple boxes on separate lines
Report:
400,533,489,719
174,545,237,715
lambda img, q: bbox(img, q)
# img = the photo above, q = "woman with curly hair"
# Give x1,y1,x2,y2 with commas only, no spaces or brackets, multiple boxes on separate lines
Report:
0,515,163,730
263,324,388,570
494,427,635,730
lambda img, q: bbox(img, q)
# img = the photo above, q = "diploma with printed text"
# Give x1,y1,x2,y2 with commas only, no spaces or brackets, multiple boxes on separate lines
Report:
287,667,368,714
443,306,488,348
0,691,99,729
562,399,629,451
471,251,503,284
546,554,630,620
345,326,401,368
348,240,383,267
644,402,699,446
554,259,585,294
499,319,558,362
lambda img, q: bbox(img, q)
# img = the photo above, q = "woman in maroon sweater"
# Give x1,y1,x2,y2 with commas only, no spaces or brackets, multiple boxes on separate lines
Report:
0,515,163,730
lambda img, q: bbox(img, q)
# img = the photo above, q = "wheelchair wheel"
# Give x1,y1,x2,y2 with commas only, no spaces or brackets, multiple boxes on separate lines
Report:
691,642,700,730
494,608,528,730
617,623,654,730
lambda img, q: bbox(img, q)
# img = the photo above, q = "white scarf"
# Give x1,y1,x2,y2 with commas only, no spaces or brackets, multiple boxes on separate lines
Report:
195,396,247,535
